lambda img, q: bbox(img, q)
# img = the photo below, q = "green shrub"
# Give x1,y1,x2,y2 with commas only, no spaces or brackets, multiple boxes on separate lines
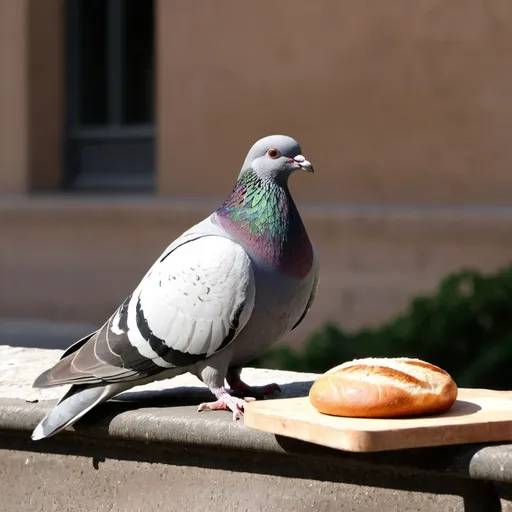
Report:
253,266,512,390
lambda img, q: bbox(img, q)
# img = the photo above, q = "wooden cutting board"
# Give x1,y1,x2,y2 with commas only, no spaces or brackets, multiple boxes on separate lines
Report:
244,388,512,452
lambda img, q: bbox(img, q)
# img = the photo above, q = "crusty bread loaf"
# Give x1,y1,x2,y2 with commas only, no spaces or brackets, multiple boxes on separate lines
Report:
309,357,458,418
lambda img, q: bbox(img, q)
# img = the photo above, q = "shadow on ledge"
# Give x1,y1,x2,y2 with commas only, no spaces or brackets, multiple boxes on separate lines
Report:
115,379,315,406
50,379,316,440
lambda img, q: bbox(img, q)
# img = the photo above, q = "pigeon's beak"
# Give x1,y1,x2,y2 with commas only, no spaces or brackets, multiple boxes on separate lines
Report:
293,155,315,173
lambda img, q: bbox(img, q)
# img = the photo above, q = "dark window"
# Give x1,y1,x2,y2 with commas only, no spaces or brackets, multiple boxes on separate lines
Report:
79,0,108,125
123,0,154,125
65,0,155,192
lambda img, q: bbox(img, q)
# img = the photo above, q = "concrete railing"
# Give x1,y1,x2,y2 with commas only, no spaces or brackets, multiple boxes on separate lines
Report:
1,345,511,511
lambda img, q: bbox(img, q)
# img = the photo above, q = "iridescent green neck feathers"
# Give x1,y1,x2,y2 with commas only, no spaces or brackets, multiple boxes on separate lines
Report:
215,170,313,279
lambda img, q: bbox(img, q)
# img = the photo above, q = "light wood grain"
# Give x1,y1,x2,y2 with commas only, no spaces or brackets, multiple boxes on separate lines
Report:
244,388,512,452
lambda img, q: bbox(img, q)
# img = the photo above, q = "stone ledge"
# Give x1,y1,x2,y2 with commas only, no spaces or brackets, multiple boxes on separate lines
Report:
0,346,318,452
1,345,512,486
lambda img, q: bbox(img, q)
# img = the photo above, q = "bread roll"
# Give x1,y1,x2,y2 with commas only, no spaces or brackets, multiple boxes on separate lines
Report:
309,357,458,418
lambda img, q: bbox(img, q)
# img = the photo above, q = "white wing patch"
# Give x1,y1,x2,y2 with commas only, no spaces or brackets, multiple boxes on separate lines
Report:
126,236,255,368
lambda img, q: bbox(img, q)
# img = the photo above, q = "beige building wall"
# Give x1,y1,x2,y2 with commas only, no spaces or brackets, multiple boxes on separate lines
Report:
0,0,62,195
2,1,512,204
26,0,63,192
0,0,28,193
157,0,512,206
2,1,512,339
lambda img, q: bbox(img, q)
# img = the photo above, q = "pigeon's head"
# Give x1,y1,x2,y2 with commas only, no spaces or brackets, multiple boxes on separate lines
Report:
239,135,314,183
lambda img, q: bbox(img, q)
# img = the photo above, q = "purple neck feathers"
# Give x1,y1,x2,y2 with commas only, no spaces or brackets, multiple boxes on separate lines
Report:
214,170,313,279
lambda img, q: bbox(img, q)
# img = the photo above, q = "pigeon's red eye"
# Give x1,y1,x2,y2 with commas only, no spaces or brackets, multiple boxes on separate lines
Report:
267,148,280,159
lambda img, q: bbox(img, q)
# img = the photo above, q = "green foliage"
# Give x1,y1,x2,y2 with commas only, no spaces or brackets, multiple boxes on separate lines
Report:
254,266,512,389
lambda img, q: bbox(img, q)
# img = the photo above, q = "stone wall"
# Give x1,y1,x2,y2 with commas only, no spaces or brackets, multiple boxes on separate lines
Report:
0,346,511,512
158,1,512,206
2,198,512,348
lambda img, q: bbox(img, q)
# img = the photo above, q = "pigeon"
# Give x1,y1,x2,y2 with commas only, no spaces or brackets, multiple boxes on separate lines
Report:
31,134,319,441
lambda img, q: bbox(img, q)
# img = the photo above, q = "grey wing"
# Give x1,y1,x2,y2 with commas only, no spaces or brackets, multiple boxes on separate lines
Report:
34,234,256,388
291,250,320,331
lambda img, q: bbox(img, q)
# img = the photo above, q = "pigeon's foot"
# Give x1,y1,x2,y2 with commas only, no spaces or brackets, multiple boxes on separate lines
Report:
229,379,281,398
197,391,256,420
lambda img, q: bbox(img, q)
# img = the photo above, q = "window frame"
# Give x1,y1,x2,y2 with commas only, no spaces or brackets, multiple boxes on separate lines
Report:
63,0,156,192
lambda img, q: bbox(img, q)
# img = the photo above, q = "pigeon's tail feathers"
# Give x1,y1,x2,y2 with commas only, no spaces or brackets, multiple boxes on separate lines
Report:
31,384,117,441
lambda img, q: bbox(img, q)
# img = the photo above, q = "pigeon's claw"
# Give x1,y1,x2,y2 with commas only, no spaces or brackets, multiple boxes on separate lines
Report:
197,391,256,420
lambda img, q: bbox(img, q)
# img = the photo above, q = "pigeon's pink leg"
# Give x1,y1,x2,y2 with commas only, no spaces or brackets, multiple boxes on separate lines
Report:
197,389,255,420
226,368,281,397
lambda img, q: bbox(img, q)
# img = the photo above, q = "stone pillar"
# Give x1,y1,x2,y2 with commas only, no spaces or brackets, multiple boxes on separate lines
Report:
0,0,62,195
0,0,29,193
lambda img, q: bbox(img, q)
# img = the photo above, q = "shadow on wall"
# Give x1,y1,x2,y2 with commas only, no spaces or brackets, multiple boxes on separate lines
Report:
0,319,96,350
